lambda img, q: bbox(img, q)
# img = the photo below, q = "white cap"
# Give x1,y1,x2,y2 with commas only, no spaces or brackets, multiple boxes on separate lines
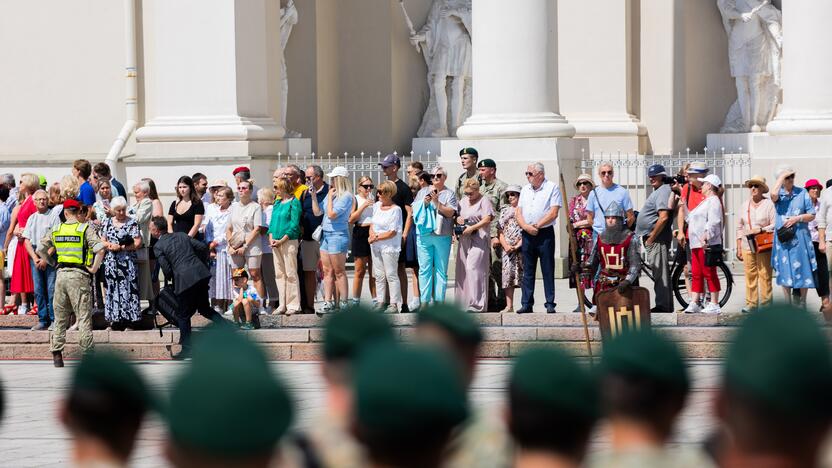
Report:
703,174,722,187
326,166,349,178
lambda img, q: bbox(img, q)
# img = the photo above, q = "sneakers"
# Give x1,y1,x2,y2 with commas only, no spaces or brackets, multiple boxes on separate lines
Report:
31,323,48,331
407,299,421,314
18,303,30,316
68,322,79,331
224,305,234,316
384,304,399,314
240,322,255,330
683,302,702,314
702,303,721,314
338,300,349,311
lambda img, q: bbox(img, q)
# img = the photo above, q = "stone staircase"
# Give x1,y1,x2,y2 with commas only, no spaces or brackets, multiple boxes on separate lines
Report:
0,311,766,361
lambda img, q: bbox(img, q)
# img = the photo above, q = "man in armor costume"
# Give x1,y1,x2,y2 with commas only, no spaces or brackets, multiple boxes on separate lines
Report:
584,201,641,298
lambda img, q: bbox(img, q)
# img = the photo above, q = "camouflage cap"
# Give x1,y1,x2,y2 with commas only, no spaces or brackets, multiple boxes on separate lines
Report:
600,329,689,391
323,306,395,361
725,305,832,416
166,326,293,457
354,343,468,435
417,303,483,347
511,347,599,419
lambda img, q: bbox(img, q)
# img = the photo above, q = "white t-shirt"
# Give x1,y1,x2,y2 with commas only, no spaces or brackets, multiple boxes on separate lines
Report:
234,283,260,303
687,195,724,249
354,194,374,226
371,202,403,253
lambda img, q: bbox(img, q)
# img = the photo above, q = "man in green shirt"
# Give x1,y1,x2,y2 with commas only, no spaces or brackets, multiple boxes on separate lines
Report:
477,158,508,311
455,147,479,200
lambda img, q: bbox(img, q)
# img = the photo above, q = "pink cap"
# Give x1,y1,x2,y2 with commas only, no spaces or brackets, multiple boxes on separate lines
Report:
805,178,822,189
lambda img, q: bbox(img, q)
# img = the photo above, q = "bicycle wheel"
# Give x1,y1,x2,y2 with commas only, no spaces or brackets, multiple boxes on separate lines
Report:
672,261,734,309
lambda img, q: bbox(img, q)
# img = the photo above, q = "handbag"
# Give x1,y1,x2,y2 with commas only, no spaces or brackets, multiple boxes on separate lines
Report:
229,230,246,249
705,244,723,267
776,224,796,243
311,225,323,242
746,204,773,253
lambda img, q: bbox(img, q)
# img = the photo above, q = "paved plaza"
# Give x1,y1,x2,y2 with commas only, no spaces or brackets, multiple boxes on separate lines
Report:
0,359,722,467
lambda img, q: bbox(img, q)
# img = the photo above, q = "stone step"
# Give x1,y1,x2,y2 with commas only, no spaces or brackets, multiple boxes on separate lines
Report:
0,311,765,329
0,326,743,361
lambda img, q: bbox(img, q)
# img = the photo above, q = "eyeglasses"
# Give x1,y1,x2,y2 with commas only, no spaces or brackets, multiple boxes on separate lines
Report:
238,186,250,191
361,184,374,189
601,171,614,176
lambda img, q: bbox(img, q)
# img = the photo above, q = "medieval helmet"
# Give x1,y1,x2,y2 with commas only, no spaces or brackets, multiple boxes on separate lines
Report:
605,201,624,219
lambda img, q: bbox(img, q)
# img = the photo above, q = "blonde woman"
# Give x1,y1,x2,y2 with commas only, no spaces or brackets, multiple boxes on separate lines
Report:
311,166,354,312
269,179,302,314
455,178,494,312
258,187,278,313
369,181,403,313
143,178,165,297
348,176,376,305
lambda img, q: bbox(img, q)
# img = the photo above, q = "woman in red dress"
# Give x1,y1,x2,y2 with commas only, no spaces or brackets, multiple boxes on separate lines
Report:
2,174,40,314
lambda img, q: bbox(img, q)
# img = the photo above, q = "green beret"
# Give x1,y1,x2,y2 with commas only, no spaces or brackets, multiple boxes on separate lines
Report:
725,305,832,416
72,351,152,408
355,343,468,435
511,347,599,419
166,326,293,457
417,303,483,347
459,147,479,158
476,158,496,169
323,306,395,361
600,329,689,391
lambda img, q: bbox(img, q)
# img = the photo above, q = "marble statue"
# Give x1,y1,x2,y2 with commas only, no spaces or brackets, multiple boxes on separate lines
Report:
280,0,300,137
717,0,783,133
408,0,472,138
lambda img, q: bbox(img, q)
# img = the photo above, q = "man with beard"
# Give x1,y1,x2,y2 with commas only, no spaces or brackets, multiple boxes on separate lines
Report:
579,201,641,304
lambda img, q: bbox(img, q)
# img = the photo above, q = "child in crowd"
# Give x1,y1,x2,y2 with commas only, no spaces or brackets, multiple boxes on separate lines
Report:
231,268,259,330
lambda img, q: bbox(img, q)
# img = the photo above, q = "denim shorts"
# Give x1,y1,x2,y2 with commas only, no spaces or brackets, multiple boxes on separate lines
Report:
321,230,349,254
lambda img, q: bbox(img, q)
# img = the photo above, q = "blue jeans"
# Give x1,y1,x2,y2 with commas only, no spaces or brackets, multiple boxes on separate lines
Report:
520,226,556,310
31,262,56,325
416,234,452,304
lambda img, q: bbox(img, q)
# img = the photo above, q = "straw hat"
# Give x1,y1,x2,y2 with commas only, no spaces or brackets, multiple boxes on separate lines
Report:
574,174,594,189
743,175,769,193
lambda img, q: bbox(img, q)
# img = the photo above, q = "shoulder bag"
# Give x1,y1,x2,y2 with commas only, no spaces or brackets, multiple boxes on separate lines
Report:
746,203,773,253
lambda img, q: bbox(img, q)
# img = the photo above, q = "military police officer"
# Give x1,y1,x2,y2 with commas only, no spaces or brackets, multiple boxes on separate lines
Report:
476,158,508,311
38,199,105,367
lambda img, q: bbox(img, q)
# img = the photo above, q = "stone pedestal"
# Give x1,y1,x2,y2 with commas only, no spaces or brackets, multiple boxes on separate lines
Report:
412,137,451,158
136,0,284,159
441,137,589,278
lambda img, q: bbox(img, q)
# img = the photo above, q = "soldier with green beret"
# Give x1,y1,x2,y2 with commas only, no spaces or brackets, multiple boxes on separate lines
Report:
287,307,394,468
59,352,152,468
713,305,832,468
352,342,468,468
164,326,293,468
476,157,509,311
508,347,600,468
587,330,714,468
416,303,511,468
455,147,480,200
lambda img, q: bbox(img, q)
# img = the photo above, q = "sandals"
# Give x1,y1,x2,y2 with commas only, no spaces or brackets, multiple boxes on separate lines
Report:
1,304,18,315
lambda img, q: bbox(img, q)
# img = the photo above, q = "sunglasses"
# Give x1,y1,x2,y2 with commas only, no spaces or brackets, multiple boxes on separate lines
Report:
361,184,374,189
238,186,250,191
577,181,592,187
785,175,795,180
525,172,537,177
433,174,444,179
601,171,614,176
749,184,761,189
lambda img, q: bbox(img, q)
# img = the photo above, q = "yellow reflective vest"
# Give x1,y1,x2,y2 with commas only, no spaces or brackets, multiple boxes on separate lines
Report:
51,222,89,266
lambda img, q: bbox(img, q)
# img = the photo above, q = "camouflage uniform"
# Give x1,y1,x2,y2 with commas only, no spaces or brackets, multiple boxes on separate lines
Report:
479,177,508,311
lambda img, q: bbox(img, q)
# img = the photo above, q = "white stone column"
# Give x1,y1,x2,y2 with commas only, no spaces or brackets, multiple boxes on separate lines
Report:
558,0,645,152
455,0,574,139
136,0,285,157
766,1,832,135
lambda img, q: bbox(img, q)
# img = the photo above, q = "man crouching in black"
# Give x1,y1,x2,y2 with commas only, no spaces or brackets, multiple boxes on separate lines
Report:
150,216,225,359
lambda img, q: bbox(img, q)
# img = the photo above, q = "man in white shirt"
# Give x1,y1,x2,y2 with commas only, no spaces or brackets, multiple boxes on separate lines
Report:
515,162,562,314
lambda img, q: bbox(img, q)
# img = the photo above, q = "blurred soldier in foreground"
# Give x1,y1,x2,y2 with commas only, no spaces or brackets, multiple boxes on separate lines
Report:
416,303,512,467
588,330,714,467
163,326,293,468
508,347,599,468
287,306,394,467
351,343,468,468
59,352,152,468
713,305,832,467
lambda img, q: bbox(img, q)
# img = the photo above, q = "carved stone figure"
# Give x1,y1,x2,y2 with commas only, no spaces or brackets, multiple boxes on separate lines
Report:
280,0,300,137
409,0,472,138
717,0,783,133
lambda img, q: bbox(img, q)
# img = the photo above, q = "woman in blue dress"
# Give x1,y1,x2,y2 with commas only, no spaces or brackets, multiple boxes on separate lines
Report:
770,165,817,306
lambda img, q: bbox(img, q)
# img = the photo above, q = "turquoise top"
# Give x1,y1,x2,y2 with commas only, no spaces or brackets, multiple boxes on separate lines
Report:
269,197,301,241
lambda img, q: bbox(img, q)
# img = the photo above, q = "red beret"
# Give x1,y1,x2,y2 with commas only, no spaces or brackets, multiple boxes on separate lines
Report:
63,199,81,210
232,166,250,176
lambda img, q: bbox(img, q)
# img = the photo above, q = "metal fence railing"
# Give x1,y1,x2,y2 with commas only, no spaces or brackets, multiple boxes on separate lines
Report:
578,149,752,266
274,151,440,189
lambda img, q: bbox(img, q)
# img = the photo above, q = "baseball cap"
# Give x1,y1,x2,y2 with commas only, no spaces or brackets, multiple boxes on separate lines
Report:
647,164,667,178
326,166,349,178
379,154,401,168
